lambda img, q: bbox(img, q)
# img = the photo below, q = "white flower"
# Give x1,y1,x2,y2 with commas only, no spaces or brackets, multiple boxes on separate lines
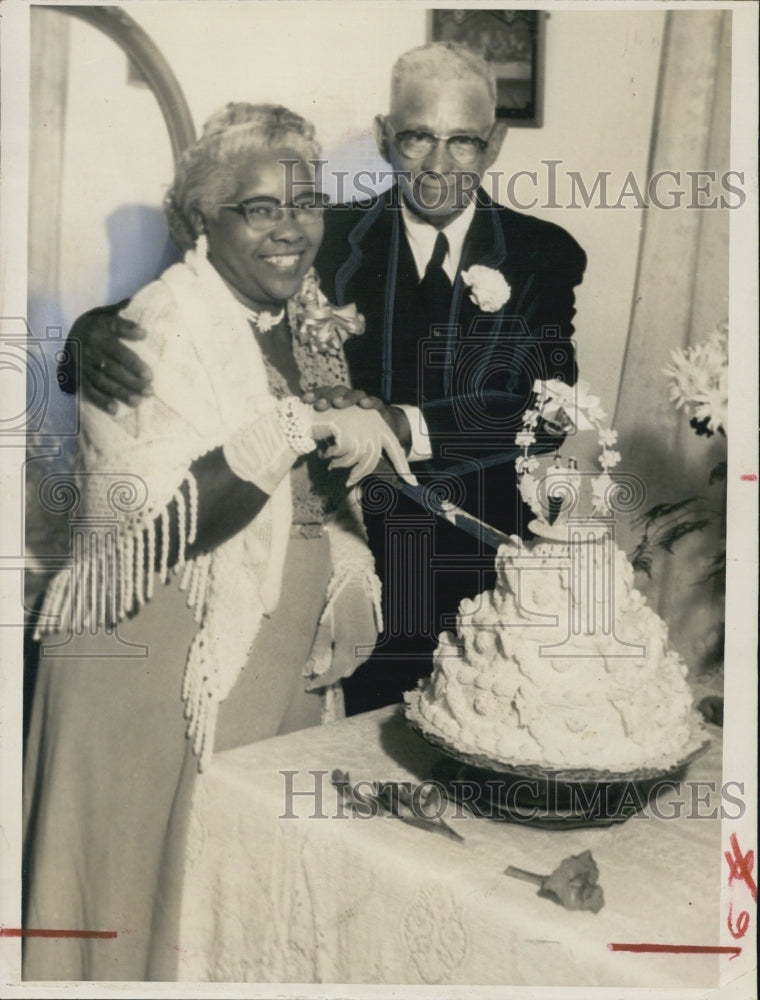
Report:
587,403,608,424
532,379,602,431
516,455,540,475
600,449,622,470
664,323,728,435
460,266,511,312
598,428,618,447
515,430,536,449
522,408,541,429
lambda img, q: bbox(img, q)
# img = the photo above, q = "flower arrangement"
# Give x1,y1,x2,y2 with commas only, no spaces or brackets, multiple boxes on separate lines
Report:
631,321,728,580
664,320,728,437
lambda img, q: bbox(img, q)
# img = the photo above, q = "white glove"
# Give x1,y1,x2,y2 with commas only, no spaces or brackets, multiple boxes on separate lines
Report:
310,406,416,488
303,578,379,691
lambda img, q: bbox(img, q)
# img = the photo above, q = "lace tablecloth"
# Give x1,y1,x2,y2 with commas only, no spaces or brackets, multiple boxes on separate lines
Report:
174,706,723,986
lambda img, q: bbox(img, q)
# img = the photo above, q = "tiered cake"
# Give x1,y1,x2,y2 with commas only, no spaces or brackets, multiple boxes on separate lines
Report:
405,528,705,773
405,376,712,774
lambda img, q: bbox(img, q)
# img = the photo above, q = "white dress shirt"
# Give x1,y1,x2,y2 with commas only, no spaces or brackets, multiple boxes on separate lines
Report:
400,198,476,281
396,199,477,460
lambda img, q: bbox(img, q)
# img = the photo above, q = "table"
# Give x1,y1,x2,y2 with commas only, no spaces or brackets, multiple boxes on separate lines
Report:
174,706,724,986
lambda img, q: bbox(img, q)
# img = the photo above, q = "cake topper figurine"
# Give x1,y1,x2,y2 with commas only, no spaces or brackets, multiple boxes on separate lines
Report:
517,378,623,535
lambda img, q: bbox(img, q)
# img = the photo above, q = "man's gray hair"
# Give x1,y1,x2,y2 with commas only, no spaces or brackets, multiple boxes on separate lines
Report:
165,102,321,251
390,42,496,110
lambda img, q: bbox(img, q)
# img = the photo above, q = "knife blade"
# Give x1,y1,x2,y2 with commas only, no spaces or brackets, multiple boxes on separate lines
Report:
398,481,512,551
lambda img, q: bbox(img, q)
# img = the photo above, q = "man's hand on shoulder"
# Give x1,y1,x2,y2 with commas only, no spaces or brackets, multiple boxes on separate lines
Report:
67,306,152,413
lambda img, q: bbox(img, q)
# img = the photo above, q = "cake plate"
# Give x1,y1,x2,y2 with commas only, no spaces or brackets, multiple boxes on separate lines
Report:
404,707,711,830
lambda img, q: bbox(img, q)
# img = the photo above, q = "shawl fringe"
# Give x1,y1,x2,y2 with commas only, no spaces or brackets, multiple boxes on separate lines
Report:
33,471,210,640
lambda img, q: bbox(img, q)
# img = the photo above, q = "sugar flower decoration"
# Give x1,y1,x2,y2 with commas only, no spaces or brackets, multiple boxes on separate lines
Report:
515,429,537,449
532,379,606,432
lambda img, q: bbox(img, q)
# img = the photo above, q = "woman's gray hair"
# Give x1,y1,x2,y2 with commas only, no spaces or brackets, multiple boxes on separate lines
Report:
390,42,496,110
164,102,321,251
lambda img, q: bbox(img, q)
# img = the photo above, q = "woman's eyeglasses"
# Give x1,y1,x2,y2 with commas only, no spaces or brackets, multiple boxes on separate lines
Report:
392,127,492,166
218,193,329,230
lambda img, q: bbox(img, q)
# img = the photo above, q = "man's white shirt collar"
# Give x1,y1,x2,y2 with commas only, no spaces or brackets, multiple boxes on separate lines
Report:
400,198,477,282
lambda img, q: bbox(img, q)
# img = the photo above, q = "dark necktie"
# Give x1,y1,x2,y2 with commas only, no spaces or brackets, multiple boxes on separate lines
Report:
419,231,452,312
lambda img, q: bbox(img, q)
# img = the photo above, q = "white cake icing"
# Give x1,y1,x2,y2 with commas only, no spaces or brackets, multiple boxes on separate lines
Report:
405,532,705,773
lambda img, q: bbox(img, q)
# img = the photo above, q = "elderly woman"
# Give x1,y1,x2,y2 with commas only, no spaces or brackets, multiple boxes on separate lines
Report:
23,103,410,981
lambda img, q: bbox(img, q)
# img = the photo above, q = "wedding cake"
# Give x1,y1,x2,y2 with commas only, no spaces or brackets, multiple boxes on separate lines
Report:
404,379,706,775
404,530,705,773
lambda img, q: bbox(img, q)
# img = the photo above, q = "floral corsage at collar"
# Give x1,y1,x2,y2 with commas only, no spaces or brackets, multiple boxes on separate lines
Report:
460,265,511,312
288,268,365,354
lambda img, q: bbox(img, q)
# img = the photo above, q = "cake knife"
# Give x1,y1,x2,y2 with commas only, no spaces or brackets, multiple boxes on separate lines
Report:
397,480,513,551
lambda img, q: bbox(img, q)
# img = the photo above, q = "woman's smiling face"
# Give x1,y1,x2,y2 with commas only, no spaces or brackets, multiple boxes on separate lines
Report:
203,150,323,308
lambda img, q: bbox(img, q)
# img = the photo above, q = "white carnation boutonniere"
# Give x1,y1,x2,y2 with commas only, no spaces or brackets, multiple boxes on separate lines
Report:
460,265,511,312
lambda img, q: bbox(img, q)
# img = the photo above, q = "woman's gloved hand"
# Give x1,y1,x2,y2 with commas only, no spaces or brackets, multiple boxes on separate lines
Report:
303,578,379,692
310,405,416,488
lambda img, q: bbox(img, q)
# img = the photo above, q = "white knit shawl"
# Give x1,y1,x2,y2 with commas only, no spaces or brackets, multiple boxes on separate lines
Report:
37,247,295,769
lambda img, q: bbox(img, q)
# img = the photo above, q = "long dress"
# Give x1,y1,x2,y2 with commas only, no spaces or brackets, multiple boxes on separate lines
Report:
22,250,377,981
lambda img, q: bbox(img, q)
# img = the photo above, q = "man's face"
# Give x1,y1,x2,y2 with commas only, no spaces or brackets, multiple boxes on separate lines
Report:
375,75,505,222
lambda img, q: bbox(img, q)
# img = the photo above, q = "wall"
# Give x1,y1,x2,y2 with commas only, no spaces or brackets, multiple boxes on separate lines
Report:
54,13,176,327
489,10,666,427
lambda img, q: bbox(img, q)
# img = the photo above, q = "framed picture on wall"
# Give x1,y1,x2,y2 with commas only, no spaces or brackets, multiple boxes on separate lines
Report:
429,9,543,126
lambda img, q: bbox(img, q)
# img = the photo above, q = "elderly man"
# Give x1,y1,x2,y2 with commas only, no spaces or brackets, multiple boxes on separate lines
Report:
63,42,586,711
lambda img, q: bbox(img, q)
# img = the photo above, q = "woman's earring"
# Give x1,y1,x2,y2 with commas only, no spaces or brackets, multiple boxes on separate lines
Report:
195,232,209,258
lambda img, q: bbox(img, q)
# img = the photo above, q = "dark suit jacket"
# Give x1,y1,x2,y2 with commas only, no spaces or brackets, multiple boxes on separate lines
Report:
314,186,587,533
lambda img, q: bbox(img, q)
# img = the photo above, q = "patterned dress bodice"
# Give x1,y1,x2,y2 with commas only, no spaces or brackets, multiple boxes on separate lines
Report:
252,319,349,535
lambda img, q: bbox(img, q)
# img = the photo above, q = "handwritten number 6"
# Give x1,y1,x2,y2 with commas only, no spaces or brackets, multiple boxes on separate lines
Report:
727,902,750,940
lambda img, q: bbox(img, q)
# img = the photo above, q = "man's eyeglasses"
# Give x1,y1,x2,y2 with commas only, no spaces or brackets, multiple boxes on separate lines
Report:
391,126,493,166
218,193,329,230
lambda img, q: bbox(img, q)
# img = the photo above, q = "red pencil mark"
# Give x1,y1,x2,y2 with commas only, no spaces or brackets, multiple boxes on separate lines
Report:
723,832,755,947
740,473,757,481
727,901,751,940
725,833,757,902
608,943,741,957
0,927,117,940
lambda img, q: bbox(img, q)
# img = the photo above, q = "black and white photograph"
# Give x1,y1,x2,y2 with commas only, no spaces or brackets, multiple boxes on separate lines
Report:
0,1,757,996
